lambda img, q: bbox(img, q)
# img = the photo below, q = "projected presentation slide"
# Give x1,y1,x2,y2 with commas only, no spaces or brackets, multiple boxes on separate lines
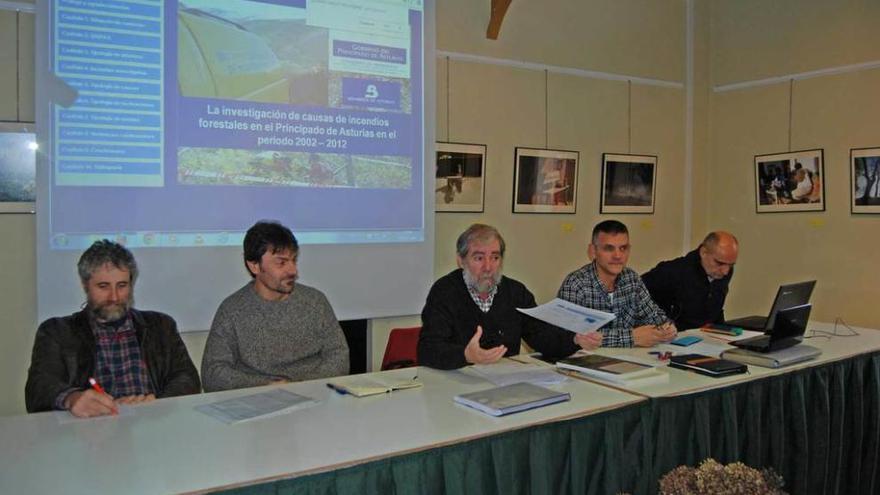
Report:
46,0,425,249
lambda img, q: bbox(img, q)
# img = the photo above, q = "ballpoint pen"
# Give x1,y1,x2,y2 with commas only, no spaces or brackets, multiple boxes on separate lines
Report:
88,377,107,395
88,377,118,415
326,383,349,395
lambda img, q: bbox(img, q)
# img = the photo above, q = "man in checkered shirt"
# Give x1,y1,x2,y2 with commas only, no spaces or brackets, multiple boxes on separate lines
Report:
26,240,200,417
557,220,676,347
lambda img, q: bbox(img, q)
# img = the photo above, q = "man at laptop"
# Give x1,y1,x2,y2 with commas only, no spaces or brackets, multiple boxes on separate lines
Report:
642,231,739,330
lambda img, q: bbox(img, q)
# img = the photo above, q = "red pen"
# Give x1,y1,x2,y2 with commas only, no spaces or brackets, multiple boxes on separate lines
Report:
88,377,107,395
88,377,118,415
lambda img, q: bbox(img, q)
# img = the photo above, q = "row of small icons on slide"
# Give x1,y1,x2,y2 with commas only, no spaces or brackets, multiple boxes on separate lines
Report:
52,232,241,249
51,230,424,249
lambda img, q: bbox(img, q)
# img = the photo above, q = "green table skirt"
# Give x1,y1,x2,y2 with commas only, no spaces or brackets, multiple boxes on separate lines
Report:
649,352,880,495
218,402,650,495
219,352,880,495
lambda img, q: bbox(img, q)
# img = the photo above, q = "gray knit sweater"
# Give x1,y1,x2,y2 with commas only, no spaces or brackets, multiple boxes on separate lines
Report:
201,281,349,392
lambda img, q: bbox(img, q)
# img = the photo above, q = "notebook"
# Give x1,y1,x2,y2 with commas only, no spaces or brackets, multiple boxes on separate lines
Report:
668,354,748,377
453,382,570,417
725,280,815,330
730,304,810,353
556,354,667,386
326,376,422,397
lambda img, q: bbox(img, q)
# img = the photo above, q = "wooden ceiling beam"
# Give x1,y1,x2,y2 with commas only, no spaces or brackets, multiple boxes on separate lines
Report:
486,0,512,40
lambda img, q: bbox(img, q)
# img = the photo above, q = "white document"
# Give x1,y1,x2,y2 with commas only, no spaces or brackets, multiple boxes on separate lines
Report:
517,298,615,334
195,389,319,424
470,362,568,387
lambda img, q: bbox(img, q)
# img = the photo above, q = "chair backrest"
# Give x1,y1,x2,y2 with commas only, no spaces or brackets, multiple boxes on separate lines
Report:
381,326,422,371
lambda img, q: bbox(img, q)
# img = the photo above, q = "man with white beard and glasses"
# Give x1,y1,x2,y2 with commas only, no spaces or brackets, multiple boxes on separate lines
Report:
418,223,601,370
25,240,200,417
201,220,349,391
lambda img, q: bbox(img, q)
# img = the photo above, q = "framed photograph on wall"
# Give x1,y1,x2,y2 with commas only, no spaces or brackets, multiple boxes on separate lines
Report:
435,142,486,212
754,149,824,213
600,153,657,214
0,124,37,214
512,147,578,214
851,147,880,214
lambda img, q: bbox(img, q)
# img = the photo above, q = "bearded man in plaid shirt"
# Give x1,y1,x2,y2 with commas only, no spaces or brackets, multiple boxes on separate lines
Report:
26,240,200,417
558,220,677,348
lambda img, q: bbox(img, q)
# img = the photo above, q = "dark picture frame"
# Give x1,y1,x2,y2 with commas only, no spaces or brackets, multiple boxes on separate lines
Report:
600,153,657,214
512,147,578,214
435,142,486,212
0,123,37,214
754,149,825,213
851,147,880,214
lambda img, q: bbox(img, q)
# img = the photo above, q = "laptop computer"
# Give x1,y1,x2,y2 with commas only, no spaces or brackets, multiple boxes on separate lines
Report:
730,304,811,353
725,280,816,331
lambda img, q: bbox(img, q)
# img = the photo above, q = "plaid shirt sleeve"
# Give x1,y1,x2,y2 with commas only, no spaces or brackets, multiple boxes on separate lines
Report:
557,270,589,307
558,266,667,348
631,274,669,326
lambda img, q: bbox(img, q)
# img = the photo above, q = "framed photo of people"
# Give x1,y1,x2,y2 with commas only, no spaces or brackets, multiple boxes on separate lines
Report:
435,142,486,212
851,147,880,214
600,153,657,214
754,149,824,213
512,147,578,214
0,124,37,214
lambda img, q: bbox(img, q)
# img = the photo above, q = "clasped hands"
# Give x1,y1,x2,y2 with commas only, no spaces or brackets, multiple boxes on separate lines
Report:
633,321,677,347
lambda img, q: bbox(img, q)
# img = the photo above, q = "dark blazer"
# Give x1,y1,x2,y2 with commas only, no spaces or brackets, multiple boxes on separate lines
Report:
642,249,733,330
25,309,200,412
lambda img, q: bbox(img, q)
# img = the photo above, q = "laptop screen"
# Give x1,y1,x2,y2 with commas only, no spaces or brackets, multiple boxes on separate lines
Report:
765,280,816,329
769,304,811,343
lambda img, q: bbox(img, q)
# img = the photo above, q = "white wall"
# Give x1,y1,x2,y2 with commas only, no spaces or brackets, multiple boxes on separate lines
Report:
706,0,880,327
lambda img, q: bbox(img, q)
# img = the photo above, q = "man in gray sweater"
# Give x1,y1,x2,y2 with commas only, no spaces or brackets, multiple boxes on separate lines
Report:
201,221,349,392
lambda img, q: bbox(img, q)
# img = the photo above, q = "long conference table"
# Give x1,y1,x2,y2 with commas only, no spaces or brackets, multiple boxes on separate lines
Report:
1,321,878,495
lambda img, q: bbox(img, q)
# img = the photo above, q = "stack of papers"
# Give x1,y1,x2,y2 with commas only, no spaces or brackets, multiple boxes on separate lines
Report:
195,389,319,424
454,382,571,417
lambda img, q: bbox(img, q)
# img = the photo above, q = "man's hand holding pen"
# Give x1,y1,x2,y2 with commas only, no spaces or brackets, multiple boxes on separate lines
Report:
633,320,677,347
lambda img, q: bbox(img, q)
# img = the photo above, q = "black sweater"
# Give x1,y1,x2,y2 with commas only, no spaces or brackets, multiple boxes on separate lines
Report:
418,269,579,370
641,249,732,330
